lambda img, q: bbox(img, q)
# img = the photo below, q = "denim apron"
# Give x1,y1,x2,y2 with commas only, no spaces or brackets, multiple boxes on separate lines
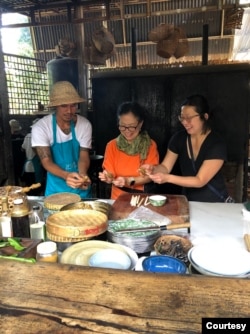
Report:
45,114,91,198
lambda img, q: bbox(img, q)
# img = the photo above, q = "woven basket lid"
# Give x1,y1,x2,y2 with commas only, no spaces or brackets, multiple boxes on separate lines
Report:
44,192,81,211
46,209,108,238
60,200,111,217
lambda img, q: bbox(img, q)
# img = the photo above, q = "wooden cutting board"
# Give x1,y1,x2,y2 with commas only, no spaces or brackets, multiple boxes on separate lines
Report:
109,193,190,227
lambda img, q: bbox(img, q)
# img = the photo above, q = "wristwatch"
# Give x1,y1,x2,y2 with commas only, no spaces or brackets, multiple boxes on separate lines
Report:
129,177,135,186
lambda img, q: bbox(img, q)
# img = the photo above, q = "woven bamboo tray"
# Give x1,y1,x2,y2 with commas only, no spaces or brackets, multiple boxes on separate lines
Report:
44,192,81,211
46,209,108,239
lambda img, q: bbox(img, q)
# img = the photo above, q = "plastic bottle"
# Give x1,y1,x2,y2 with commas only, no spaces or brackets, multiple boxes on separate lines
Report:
29,205,46,240
36,241,58,263
29,205,44,223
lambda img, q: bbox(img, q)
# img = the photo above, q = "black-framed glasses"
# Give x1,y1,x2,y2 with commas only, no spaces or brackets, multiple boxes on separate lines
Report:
118,123,139,132
178,114,199,123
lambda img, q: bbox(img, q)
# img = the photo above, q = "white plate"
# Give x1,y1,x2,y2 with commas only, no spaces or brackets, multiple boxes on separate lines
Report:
60,240,138,270
188,241,250,276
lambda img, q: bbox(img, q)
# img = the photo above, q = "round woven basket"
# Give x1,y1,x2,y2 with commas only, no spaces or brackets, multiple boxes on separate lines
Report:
44,192,81,211
148,23,174,42
90,45,108,65
173,27,189,59
60,200,111,217
92,27,115,54
46,231,90,243
46,209,108,239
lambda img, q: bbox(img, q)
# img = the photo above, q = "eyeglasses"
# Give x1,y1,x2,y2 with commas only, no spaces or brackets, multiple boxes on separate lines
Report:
118,123,139,132
178,114,200,123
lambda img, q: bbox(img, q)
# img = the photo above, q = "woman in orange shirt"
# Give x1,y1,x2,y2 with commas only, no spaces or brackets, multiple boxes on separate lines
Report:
99,101,159,200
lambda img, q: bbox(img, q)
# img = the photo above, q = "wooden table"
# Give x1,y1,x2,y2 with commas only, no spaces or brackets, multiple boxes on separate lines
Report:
0,260,249,334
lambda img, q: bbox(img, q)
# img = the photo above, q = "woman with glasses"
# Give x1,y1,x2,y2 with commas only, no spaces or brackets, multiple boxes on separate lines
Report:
141,94,230,202
99,101,159,200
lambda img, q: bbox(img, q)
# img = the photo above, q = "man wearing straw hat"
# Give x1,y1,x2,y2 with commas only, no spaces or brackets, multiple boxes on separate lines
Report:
31,81,92,197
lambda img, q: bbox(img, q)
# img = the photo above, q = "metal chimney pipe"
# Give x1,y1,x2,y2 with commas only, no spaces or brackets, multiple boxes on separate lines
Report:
202,24,209,65
131,27,137,69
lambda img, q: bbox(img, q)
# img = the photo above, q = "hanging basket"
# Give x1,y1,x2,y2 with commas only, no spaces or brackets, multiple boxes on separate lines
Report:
173,27,189,59
148,23,175,42
92,27,115,54
156,29,180,58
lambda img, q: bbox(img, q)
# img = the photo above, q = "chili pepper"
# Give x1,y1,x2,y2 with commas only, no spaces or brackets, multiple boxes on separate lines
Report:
0,241,10,248
7,237,26,251
0,255,36,263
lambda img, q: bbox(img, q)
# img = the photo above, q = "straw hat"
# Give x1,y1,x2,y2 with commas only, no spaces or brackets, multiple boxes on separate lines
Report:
48,81,85,107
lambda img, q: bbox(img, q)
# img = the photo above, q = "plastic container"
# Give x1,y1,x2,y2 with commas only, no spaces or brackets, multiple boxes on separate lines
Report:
30,221,46,240
36,241,58,263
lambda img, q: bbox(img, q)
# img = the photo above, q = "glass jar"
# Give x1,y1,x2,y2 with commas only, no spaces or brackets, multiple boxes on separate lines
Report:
36,241,58,263
9,190,30,237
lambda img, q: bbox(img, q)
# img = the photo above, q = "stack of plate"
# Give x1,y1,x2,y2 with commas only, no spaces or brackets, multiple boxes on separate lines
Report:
188,240,250,277
107,219,161,254
60,240,138,270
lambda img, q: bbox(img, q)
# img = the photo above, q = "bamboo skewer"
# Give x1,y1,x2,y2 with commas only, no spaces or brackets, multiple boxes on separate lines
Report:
244,234,250,252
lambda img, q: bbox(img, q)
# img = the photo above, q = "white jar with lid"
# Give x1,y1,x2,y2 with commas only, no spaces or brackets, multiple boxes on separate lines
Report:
36,241,58,263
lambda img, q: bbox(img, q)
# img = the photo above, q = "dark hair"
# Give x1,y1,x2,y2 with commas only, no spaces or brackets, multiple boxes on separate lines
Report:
117,101,146,123
181,94,212,133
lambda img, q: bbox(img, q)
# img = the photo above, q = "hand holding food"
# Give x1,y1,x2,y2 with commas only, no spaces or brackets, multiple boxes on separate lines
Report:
112,176,126,188
139,164,154,175
79,174,91,188
99,170,114,184
138,166,147,176
66,172,91,189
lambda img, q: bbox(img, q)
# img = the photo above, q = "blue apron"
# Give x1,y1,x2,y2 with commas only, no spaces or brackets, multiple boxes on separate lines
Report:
45,114,91,198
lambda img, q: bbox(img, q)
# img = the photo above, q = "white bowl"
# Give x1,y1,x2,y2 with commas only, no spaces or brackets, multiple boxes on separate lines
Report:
149,195,167,207
88,248,131,270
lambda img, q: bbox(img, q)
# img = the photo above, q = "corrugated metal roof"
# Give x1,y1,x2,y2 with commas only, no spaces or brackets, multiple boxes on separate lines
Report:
1,0,249,68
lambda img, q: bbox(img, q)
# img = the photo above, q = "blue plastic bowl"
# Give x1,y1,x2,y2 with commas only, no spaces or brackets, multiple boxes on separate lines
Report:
142,255,187,274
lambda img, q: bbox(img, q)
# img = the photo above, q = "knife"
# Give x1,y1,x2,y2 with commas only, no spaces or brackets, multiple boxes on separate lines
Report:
113,222,190,233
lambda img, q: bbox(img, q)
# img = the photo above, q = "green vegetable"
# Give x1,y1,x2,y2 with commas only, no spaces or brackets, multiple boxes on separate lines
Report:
0,255,36,263
7,237,26,251
0,241,10,248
